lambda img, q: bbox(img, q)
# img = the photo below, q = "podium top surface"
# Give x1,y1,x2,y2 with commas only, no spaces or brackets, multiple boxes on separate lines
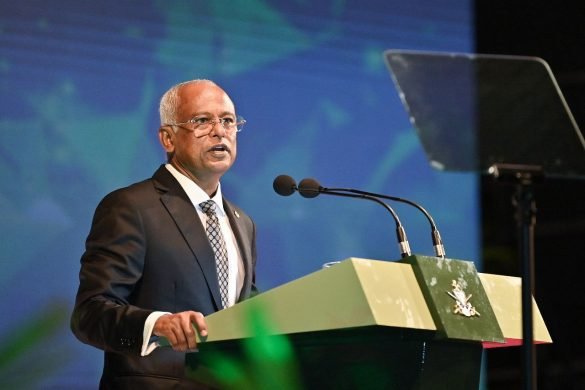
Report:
384,50,585,179
201,258,436,342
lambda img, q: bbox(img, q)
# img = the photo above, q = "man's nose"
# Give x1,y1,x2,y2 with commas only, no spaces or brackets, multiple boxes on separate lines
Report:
209,120,227,137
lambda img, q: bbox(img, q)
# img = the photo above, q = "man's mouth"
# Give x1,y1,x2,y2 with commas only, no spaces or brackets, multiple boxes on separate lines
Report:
209,144,230,153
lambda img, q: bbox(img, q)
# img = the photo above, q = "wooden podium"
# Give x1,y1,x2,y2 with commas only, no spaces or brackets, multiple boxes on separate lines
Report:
185,257,551,389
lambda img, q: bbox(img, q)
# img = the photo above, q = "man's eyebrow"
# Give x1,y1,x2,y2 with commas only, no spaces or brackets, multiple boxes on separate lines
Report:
190,111,235,117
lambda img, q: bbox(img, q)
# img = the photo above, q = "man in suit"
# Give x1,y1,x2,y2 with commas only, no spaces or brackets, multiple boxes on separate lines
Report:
71,79,257,389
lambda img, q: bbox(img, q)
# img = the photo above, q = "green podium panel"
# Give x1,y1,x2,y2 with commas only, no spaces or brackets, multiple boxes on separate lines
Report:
402,255,504,343
479,272,551,348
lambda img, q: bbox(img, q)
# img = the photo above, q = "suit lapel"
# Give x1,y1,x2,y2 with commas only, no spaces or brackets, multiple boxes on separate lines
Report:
153,166,223,310
224,199,253,300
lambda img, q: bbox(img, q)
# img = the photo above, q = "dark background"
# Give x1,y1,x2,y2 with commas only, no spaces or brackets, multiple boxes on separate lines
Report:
476,2,585,388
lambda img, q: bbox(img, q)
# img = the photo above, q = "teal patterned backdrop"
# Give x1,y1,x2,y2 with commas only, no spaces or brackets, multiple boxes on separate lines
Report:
0,1,476,387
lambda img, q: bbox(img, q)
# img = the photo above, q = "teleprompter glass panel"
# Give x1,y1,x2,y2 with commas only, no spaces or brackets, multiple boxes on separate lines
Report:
384,50,585,179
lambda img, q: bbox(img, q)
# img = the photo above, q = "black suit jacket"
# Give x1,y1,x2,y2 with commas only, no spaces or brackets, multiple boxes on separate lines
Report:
71,165,257,389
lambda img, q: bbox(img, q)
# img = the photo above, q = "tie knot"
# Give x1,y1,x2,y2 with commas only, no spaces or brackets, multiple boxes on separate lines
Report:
199,200,217,215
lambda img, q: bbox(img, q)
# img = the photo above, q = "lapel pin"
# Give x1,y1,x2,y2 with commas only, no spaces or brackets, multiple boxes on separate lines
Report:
234,210,240,218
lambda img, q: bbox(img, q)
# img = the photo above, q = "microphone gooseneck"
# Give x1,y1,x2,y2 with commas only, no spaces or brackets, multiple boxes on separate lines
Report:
297,178,412,258
325,187,446,258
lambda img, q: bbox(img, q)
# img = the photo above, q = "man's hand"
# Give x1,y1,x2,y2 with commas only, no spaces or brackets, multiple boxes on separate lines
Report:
153,311,208,352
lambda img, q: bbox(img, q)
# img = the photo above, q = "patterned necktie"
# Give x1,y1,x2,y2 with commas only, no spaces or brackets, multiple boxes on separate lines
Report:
199,200,229,309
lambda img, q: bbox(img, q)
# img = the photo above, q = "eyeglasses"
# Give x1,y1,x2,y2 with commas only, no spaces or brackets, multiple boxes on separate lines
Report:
165,115,246,136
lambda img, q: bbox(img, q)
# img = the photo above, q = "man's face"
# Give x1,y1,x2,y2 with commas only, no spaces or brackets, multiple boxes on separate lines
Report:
162,82,238,185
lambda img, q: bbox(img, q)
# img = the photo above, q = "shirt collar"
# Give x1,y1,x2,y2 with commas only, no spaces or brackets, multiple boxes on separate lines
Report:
165,163,226,216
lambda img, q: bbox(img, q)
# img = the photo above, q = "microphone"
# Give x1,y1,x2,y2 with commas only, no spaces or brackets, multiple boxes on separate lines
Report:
295,177,412,258
273,174,297,196
323,187,446,258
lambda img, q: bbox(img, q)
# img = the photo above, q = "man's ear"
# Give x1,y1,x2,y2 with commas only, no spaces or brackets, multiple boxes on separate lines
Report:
158,126,175,153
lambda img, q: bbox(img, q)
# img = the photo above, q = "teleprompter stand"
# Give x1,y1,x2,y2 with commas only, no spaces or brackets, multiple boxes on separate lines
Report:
384,50,585,390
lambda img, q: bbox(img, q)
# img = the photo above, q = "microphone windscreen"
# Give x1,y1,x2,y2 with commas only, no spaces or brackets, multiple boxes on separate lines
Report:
273,175,297,196
298,178,321,198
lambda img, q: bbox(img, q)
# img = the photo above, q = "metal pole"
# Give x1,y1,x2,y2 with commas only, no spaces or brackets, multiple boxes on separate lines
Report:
515,180,537,390
489,164,542,390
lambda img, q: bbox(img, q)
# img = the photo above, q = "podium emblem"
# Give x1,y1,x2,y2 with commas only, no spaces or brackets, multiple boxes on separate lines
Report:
447,280,480,317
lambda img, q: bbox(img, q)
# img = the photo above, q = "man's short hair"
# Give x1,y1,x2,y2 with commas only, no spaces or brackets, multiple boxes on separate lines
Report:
159,79,216,126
